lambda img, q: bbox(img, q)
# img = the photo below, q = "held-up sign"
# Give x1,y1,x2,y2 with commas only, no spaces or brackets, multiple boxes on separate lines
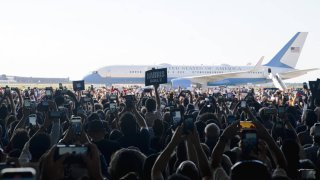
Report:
145,68,167,86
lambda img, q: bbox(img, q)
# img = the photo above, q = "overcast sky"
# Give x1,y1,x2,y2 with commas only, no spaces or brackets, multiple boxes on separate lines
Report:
0,0,319,82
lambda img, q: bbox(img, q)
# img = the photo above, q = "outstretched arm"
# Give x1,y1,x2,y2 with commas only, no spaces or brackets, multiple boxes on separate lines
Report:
154,84,161,111
152,126,184,180
211,121,240,169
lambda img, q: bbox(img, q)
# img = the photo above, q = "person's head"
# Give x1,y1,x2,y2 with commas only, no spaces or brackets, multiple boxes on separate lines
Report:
119,172,139,180
29,132,51,161
167,174,191,180
119,112,138,136
109,148,146,180
86,120,107,141
303,110,317,128
86,112,101,122
231,160,271,180
141,153,159,180
94,103,103,111
54,95,65,107
163,112,172,125
5,115,17,129
198,113,220,128
7,120,19,139
204,123,220,142
10,128,29,151
314,97,320,107
0,104,8,120
109,129,123,141
176,160,200,180
145,98,156,112
281,139,300,165
152,119,164,137
310,124,320,145
96,109,106,121
259,107,272,122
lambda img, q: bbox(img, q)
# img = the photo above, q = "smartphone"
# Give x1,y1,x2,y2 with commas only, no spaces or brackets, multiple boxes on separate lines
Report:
227,115,236,124
278,106,286,118
72,80,85,91
28,114,37,125
183,115,194,134
110,94,117,101
172,110,182,126
49,111,61,119
110,103,117,113
5,87,11,95
299,169,316,179
264,108,276,115
45,89,52,96
303,82,308,90
71,117,82,135
143,88,152,93
83,97,91,102
24,99,31,108
75,107,84,116
41,101,49,111
240,121,255,129
59,83,63,90
57,145,88,156
275,120,284,129
0,167,36,180
240,101,246,108
242,129,257,153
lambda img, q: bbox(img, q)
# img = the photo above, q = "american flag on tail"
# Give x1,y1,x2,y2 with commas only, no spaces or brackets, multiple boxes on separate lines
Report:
291,46,300,53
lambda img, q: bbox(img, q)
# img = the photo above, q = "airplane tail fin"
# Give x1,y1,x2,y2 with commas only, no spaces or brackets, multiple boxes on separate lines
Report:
264,32,308,69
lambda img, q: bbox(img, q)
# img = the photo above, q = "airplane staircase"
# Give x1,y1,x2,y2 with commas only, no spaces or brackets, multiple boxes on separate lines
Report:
268,72,287,91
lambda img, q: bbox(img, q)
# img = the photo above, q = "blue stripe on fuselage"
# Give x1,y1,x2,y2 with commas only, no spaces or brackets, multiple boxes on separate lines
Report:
207,78,269,86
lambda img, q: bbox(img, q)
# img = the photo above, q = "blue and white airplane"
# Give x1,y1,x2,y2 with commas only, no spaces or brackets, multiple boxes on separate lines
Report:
84,32,318,88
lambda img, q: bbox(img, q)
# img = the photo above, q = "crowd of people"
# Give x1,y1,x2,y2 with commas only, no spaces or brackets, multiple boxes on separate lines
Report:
0,83,319,180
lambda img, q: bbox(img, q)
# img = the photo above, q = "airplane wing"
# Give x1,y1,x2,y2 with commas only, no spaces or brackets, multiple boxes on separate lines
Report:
185,71,247,84
279,68,319,79
250,56,264,72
